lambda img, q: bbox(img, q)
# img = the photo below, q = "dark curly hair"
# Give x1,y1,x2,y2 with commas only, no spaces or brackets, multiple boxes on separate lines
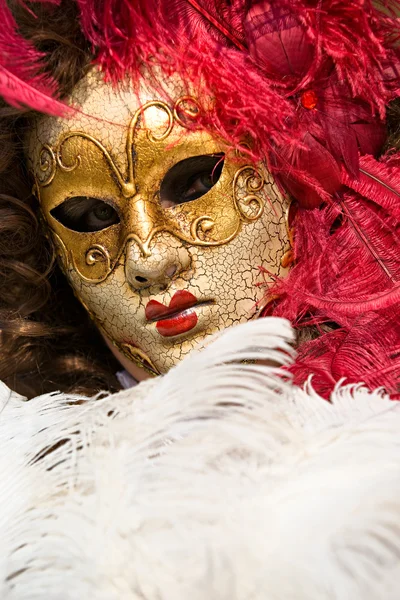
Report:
0,0,121,397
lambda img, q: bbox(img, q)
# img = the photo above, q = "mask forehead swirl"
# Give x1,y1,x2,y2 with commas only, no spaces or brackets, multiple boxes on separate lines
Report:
28,69,291,375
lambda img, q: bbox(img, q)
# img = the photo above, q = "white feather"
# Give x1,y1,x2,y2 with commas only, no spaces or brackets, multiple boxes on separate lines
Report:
0,318,398,598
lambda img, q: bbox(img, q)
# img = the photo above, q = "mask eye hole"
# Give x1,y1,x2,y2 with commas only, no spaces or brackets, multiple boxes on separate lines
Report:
159,154,225,209
50,197,120,233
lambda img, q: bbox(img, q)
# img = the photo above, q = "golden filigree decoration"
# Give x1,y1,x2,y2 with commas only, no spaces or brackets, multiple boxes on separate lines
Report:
281,197,295,268
50,230,70,272
188,215,238,245
53,163,266,283
38,144,57,186
116,222,241,267
233,166,265,222
190,215,215,241
38,100,175,197
145,102,174,143
67,221,247,285
86,245,108,266
173,96,201,129
36,96,268,284
71,244,112,284
56,139,81,173
119,342,160,376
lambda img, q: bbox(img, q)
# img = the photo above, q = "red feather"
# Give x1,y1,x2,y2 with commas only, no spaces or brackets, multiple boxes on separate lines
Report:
276,190,400,313
0,0,67,114
301,283,400,315
0,66,68,114
291,314,400,399
69,0,400,213
268,181,400,395
342,154,400,215
184,0,246,49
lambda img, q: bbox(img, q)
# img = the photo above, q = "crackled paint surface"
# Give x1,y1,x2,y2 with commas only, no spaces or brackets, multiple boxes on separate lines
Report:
72,197,288,374
29,69,290,375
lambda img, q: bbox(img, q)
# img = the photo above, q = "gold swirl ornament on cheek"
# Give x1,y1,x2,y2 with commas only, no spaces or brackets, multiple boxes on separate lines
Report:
233,166,265,222
118,343,161,376
35,96,269,285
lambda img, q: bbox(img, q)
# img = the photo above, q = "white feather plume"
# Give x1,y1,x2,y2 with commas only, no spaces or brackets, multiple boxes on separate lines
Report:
0,317,399,599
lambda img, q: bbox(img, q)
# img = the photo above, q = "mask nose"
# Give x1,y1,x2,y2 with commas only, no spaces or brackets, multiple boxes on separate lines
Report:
124,235,191,291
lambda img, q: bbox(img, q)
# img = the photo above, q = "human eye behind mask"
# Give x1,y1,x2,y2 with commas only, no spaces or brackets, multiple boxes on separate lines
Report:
51,197,120,232
51,153,225,230
159,153,224,208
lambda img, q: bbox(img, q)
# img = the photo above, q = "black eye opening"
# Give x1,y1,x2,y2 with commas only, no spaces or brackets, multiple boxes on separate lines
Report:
159,153,225,209
51,197,120,233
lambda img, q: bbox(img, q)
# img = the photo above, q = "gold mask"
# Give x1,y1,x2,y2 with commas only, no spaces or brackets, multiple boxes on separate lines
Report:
28,70,290,375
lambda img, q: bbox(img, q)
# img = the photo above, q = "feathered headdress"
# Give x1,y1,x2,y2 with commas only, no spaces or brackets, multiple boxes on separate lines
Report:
1,0,400,396
75,0,400,208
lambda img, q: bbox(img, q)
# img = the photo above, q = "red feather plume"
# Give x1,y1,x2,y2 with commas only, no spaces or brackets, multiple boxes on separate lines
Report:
179,0,246,49
342,153,400,215
0,0,68,114
73,0,400,209
290,313,400,399
269,153,400,396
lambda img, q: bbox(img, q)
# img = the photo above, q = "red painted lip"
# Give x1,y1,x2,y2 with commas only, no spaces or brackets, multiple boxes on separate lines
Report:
145,291,202,338
145,290,198,322
156,309,198,337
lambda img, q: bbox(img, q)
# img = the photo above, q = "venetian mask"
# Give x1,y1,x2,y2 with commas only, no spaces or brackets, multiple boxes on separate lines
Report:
27,70,291,375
